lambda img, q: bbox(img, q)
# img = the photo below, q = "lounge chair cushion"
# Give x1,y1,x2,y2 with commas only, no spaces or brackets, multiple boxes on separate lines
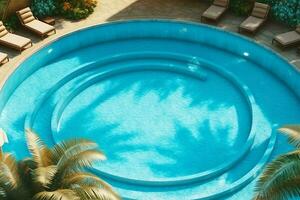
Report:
274,31,300,46
0,33,31,48
23,16,35,24
202,5,226,20
20,12,35,24
213,0,228,7
240,16,264,32
25,20,55,35
17,7,31,15
0,29,8,37
21,11,33,19
251,3,269,19
0,24,8,37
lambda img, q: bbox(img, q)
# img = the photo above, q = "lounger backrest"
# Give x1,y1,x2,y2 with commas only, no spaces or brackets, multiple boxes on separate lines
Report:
213,0,229,8
251,2,270,19
0,21,8,38
16,7,35,24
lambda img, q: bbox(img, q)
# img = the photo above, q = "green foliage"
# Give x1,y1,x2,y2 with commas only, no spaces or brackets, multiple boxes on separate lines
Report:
254,125,300,200
271,0,300,27
3,15,20,32
31,0,58,18
256,0,300,27
225,0,300,27
58,0,97,20
229,0,253,16
30,0,97,20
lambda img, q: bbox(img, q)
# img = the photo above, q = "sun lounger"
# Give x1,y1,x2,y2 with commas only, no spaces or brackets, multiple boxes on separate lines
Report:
239,2,270,34
0,21,32,52
272,26,300,49
0,52,8,65
201,0,230,22
16,7,56,38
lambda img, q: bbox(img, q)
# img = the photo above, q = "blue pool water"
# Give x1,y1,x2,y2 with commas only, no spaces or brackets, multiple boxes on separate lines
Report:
0,20,300,199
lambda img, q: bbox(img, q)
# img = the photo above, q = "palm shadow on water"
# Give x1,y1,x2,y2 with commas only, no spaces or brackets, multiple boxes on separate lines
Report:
57,69,244,175
148,117,240,178
56,72,184,160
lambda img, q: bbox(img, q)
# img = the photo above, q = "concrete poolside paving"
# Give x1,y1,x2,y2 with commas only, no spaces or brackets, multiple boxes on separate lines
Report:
0,0,299,85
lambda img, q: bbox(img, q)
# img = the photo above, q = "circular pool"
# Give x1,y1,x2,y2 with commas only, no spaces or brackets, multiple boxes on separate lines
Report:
1,20,300,199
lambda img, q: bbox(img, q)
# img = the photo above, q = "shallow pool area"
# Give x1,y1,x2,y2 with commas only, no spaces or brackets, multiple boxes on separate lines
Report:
0,20,300,199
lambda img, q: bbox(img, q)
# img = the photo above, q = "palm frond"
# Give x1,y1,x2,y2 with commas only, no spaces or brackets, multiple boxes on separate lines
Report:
278,125,300,148
52,139,101,164
255,176,300,200
25,129,52,167
32,165,57,188
74,186,120,200
0,186,6,198
0,153,20,189
254,150,300,199
63,172,118,196
57,150,105,174
0,150,3,160
34,189,79,200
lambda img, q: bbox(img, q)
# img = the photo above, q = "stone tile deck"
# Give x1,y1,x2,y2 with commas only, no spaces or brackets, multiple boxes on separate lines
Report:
0,0,299,85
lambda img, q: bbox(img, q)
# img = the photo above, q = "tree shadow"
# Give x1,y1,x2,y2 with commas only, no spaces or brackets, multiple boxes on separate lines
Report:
148,115,241,178
106,0,210,22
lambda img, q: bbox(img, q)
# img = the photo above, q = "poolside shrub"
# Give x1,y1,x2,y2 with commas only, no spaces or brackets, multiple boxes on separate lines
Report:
31,0,58,18
223,0,300,27
58,0,97,20
30,0,97,20
3,14,20,32
252,0,300,27
229,0,253,16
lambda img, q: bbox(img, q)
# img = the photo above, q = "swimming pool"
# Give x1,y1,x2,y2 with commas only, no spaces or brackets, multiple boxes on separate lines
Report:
0,20,300,199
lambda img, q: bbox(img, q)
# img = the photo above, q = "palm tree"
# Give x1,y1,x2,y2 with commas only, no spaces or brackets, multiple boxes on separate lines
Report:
254,125,300,200
0,150,31,200
24,129,120,200
0,129,120,200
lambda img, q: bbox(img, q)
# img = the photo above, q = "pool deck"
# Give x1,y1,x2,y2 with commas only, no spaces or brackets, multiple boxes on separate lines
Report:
0,0,299,85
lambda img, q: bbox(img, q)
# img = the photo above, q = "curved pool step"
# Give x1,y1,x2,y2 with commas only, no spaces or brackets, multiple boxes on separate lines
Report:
34,51,275,199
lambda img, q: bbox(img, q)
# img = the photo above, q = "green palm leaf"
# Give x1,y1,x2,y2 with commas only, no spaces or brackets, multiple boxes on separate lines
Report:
278,125,300,148
34,189,79,200
254,150,300,199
